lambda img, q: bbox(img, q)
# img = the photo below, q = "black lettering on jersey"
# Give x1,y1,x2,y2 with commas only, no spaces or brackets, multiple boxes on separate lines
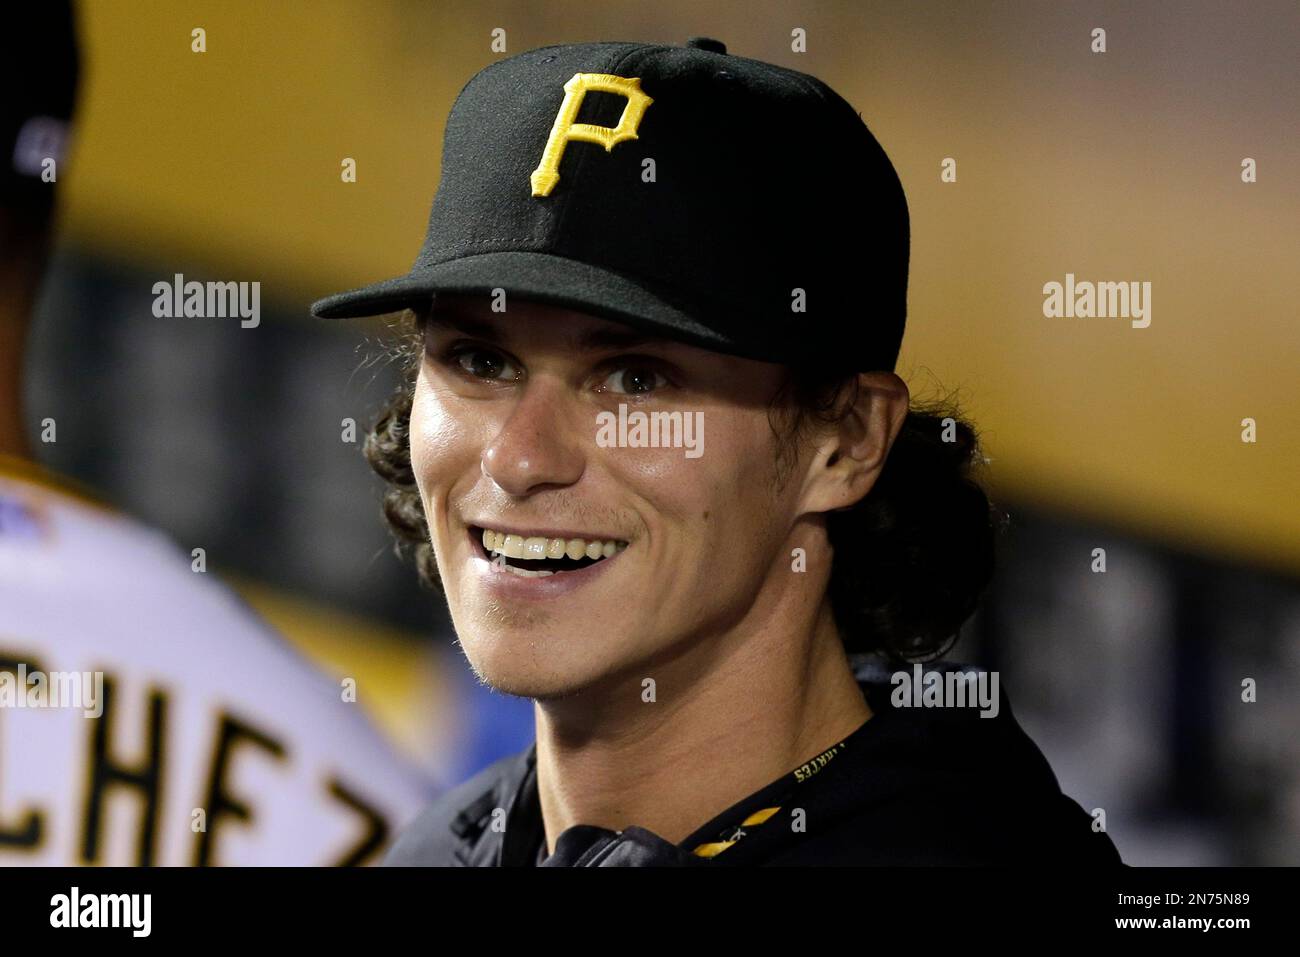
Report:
80,676,167,865
326,777,390,866
194,713,286,866
0,654,46,850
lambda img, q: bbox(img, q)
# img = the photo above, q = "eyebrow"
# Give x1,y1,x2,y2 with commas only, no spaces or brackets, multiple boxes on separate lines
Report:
427,311,661,352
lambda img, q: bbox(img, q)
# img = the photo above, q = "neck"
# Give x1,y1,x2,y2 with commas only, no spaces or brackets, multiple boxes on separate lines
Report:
532,549,871,855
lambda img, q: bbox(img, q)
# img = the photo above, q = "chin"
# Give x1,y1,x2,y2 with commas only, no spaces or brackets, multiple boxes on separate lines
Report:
443,566,643,689
463,650,604,701
452,616,609,701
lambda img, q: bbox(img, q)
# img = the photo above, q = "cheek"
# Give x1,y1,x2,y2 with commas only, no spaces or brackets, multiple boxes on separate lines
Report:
606,408,784,535
409,373,480,500
701,412,790,536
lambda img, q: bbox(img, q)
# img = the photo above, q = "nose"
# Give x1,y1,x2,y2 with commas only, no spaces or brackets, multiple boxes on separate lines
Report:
482,379,585,496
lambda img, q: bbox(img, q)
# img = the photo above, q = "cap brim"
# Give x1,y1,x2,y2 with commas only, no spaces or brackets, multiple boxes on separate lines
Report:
310,250,764,360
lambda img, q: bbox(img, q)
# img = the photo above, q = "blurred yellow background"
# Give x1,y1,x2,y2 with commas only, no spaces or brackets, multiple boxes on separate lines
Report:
62,1,1300,577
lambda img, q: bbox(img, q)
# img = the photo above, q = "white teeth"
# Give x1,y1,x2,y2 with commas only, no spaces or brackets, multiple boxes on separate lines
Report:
478,526,629,565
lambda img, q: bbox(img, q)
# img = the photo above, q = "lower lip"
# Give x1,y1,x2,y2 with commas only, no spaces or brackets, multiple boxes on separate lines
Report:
465,529,625,599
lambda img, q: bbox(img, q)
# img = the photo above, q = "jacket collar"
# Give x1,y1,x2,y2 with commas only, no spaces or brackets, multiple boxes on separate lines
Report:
447,657,979,865
447,742,540,866
454,708,881,865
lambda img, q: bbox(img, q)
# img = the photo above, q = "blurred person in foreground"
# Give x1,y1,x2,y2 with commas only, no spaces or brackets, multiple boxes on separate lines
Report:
314,38,1123,866
0,3,431,866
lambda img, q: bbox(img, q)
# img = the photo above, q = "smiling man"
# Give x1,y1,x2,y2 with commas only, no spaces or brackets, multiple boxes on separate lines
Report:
312,37,1122,866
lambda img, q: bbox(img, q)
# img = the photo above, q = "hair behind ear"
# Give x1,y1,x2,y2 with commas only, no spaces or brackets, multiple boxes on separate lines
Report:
767,366,1004,661
826,403,1005,661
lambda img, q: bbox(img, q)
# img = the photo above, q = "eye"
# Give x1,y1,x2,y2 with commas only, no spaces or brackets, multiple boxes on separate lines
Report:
598,360,670,396
448,346,520,382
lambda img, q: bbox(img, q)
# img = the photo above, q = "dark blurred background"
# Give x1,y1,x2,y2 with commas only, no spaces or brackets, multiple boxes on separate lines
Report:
23,0,1300,864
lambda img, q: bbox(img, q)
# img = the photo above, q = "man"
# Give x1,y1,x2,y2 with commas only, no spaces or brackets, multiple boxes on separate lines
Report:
0,3,432,866
313,37,1122,866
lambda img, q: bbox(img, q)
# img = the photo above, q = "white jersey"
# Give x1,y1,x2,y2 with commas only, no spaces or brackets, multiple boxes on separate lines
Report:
0,457,436,865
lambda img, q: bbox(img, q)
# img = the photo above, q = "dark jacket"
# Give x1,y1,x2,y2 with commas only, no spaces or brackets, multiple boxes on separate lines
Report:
386,657,1124,866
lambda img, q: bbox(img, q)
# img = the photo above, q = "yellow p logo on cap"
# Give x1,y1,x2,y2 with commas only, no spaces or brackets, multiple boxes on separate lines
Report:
530,73,653,197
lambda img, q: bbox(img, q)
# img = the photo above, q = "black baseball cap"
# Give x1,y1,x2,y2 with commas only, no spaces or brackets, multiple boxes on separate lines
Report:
312,37,910,372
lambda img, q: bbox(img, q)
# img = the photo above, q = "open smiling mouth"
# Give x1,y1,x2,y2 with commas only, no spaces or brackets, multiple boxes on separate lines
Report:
470,526,629,578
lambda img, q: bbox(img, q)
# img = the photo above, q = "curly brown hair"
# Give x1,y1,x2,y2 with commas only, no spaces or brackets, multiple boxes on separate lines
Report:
364,307,1006,663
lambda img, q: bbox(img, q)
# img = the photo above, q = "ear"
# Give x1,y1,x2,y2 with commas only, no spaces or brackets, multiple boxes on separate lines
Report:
797,372,910,515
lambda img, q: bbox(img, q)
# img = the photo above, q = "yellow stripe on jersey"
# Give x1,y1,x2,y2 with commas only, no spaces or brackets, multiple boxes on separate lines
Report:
691,805,783,859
